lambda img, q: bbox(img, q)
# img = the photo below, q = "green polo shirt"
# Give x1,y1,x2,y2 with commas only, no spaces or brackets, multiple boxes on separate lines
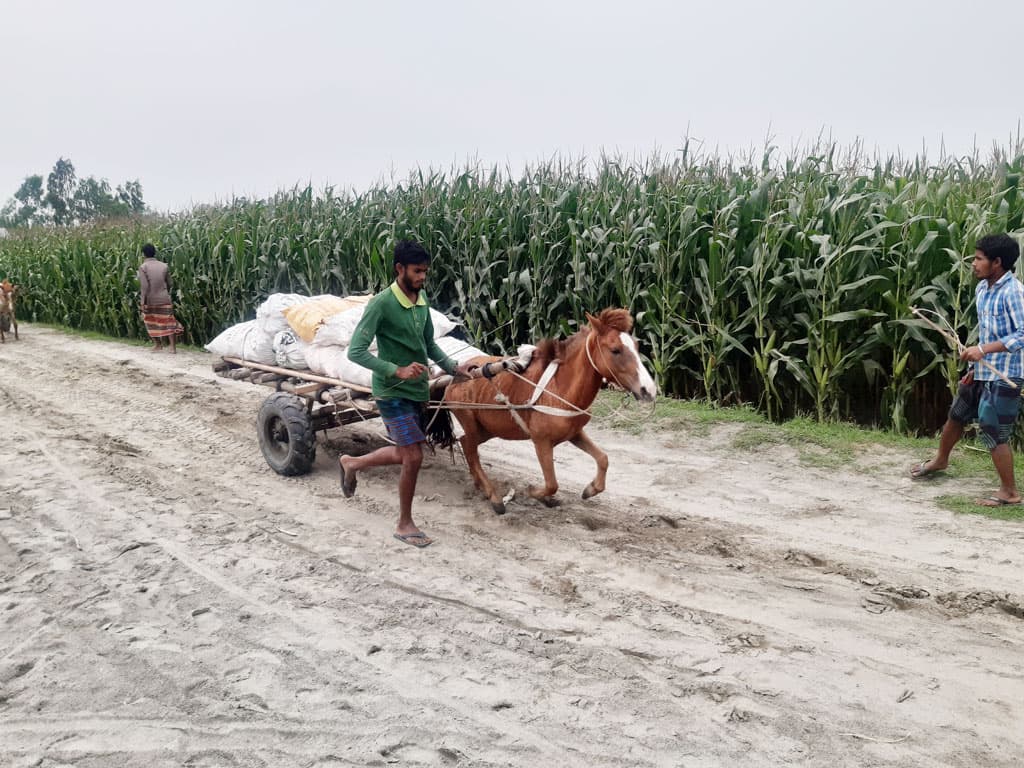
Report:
347,282,457,401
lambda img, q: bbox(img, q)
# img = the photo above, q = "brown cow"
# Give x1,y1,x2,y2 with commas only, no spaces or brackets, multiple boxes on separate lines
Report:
0,280,19,342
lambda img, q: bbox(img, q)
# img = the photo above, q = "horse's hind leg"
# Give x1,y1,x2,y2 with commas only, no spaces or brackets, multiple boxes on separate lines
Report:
571,429,608,499
457,420,506,515
528,439,560,507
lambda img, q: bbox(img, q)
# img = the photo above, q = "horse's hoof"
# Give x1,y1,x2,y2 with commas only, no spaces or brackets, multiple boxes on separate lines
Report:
490,501,506,515
582,483,603,499
541,496,560,508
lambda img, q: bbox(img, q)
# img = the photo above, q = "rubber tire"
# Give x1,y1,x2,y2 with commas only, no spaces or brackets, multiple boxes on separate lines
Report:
257,392,316,476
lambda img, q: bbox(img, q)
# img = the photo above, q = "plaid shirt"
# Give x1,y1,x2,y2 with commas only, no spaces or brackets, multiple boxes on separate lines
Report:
975,271,1024,381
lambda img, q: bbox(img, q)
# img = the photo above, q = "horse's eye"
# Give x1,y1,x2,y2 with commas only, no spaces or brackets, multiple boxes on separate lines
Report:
611,347,622,355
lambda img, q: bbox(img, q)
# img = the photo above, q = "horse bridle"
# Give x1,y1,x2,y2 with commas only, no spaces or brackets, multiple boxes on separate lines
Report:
584,330,629,391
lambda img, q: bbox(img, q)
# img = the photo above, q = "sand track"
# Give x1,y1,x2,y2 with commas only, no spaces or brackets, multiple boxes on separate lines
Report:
1,325,1022,767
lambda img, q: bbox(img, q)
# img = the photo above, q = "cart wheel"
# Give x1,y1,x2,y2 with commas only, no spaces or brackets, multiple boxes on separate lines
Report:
257,392,316,476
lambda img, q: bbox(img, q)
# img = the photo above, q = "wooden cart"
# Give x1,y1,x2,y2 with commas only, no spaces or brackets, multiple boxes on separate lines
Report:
214,356,452,477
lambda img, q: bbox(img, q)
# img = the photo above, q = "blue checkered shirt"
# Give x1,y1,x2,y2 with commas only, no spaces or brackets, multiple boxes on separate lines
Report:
975,271,1024,380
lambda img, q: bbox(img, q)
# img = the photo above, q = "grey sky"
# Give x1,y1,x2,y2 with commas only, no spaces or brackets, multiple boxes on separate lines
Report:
2,0,1022,213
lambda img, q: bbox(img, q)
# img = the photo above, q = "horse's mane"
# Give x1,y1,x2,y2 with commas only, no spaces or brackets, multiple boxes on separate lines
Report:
531,308,634,368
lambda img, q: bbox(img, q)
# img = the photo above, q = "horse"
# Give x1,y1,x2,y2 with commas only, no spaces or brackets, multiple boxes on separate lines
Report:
445,308,657,514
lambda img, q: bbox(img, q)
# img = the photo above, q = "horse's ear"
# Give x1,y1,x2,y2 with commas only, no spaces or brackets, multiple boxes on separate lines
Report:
586,312,604,333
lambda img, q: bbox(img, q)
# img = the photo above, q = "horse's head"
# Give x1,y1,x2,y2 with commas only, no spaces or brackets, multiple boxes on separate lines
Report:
584,309,658,403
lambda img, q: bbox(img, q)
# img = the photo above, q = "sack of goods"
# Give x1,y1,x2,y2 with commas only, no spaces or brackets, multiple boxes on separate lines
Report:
206,292,485,387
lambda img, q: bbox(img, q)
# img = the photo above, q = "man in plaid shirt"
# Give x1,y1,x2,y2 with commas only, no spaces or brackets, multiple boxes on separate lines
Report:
912,233,1024,507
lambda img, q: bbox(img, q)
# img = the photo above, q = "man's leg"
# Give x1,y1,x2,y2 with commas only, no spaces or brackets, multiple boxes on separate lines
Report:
340,445,403,482
913,418,964,475
169,334,177,354
339,442,430,538
395,442,424,536
978,381,1023,505
987,443,1021,503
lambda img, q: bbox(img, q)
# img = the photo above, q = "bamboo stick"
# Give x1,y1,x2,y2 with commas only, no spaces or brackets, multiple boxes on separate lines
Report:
910,307,1018,389
220,356,375,394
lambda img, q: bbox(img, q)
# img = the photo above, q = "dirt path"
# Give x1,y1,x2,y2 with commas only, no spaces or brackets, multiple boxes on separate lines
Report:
1,325,1022,768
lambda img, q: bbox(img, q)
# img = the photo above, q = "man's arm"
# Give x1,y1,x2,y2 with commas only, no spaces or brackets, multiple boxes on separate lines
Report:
347,300,399,378
997,284,1024,353
963,285,1024,360
138,267,150,307
424,310,457,376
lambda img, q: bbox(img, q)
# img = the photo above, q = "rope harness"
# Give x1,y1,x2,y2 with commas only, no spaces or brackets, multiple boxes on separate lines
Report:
429,336,600,438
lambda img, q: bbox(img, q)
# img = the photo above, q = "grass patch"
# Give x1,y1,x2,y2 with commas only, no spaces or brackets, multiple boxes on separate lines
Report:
934,494,1024,521
36,322,205,352
594,390,1024,483
591,391,763,436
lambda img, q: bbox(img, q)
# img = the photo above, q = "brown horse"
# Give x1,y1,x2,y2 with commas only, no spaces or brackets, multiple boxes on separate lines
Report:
446,308,657,514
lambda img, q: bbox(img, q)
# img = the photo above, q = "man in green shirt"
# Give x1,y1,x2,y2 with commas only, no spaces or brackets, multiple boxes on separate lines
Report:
340,240,475,548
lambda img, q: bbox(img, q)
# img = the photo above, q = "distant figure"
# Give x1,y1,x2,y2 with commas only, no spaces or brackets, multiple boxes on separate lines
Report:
911,233,1024,507
137,243,183,353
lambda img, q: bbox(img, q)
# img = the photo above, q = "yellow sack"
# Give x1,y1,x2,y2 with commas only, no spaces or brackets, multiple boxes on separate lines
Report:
283,294,373,343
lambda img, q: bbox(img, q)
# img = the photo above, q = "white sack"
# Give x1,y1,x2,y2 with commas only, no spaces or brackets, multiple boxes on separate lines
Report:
204,320,257,358
273,329,309,369
313,306,458,348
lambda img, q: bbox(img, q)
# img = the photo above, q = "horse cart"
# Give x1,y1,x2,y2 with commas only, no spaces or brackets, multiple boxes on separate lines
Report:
213,356,452,477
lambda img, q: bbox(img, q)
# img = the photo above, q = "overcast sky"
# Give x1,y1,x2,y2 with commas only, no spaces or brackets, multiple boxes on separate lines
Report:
2,0,1022,213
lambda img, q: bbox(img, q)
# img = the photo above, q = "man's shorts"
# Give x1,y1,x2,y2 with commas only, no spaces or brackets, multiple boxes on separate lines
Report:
949,378,1024,450
376,398,426,447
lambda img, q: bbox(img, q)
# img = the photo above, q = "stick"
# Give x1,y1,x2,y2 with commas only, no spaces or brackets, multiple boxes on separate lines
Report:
910,307,1018,389
221,357,374,393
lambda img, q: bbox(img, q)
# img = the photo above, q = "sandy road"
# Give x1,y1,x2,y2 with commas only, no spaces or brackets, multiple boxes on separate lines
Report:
0,325,1022,767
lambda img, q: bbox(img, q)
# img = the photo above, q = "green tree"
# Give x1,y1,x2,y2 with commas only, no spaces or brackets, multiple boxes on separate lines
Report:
116,180,145,214
0,175,47,228
0,158,147,229
45,157,77,225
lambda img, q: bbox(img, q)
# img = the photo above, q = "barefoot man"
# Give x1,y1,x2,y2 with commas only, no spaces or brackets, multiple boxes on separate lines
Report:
912,233,1024,507
137,243,184,353
340,240,475,547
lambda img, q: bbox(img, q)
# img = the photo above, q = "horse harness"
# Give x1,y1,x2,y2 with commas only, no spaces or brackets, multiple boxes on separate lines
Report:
471,332,607,437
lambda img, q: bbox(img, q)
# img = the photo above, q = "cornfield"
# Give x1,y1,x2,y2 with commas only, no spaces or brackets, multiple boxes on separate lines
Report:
2,141,1024,435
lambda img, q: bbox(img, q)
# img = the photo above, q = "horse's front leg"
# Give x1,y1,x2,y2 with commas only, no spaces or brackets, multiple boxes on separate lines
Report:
528,439,560,507
458,427,506,515
570,429,608,499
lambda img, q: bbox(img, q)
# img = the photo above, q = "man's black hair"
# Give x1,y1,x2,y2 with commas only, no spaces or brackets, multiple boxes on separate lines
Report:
976,233,1020,272
141,243,156,259
394,240,431,266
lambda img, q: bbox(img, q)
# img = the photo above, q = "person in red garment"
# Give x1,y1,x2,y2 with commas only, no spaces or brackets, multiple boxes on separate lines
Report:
137,243,184,353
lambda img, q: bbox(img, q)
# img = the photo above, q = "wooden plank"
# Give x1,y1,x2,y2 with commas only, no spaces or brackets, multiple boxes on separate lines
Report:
290,382,324,396
220,357,374,394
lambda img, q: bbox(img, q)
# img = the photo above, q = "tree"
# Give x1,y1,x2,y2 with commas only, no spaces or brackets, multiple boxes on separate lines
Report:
0,159,147,229
45,158,77,226
116,180,145,214
0,175,47,228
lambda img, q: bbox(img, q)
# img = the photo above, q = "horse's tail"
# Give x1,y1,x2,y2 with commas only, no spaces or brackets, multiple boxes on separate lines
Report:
423,404,457,450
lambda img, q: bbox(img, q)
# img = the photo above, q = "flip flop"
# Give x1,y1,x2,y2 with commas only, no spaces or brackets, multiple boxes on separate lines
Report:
339,459,357,498
910,461,942,479
393,531,433,548
976,496,1022,507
